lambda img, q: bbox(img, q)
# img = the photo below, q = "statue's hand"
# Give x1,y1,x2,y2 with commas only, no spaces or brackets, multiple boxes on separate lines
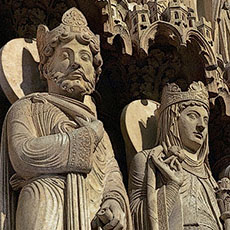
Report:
91,199,126,230
89,119,104,142
150,144,184,186
76,117,104,143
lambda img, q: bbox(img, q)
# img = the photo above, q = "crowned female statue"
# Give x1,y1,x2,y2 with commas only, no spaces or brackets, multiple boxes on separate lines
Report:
128,82,223,229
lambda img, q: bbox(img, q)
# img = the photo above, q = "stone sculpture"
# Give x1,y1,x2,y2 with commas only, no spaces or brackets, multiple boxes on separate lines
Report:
128,81,223,229
215,0,230,64
217,177,230,229
0,7,132,230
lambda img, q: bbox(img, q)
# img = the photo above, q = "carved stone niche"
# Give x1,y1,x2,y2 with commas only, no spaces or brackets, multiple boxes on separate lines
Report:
209,95,230,179
98,20,213,117
96,20,219,184
0,0,108,43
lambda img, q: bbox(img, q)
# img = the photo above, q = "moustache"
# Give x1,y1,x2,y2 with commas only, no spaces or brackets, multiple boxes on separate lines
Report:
50,69,94,87
49,70,95,94
68,69,87,80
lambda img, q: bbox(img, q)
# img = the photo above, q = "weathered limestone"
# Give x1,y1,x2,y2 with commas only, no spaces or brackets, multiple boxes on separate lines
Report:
121,99,159,170
0,7,132,230
0,38,43,104
126,82,224,229
1,1,230,230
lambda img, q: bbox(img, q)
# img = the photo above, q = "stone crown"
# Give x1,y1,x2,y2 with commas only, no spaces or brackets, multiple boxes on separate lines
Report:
62,7,88,28
158,81,209,113
37,7,100,59
58,7,98,41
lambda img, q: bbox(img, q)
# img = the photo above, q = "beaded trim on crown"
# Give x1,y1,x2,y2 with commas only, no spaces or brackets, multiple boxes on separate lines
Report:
157,81,209,114
62,7,87,28
59,7,97,41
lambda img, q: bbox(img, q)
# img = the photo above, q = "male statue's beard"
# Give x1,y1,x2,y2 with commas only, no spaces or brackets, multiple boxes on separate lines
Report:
49,69,95,96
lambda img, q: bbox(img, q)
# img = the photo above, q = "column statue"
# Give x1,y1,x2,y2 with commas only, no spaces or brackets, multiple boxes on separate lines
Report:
0,7,132,230
128,82,223,229
215,0,230,64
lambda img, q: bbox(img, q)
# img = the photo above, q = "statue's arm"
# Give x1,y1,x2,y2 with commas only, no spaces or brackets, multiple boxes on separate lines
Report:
129,147,182,230
128,151,150,230
7,101,98,179
91,132,132,230
102,152,128,211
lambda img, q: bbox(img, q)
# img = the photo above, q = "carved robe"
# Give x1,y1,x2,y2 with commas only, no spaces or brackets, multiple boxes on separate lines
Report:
0,93,131,230
129,149,223,230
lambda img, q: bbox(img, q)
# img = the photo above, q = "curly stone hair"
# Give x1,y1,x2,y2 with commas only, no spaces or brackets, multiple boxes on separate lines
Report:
36,22,103,82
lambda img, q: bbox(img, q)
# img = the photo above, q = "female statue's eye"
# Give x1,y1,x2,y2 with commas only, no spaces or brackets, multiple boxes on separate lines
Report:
204,117,208,125
187,113,197,120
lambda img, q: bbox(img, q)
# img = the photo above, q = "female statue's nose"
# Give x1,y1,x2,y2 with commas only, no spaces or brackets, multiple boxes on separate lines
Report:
197,123,205,132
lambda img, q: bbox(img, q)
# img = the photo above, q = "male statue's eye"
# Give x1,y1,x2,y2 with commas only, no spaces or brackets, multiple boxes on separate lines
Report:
61,52,69,60
81,53,91,61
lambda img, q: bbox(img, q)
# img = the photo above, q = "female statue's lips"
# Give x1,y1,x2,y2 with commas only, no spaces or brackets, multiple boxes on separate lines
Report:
193,132,203,139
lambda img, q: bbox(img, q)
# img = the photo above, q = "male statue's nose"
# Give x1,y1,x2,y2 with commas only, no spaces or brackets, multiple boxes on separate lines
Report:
71,62,80,70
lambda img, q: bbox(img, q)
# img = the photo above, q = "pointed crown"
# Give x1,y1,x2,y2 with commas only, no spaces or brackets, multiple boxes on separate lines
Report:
158,81,209,114
37,7,100,62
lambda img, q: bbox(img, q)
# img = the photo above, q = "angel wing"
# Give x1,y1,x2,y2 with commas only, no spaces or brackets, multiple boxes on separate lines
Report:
0,38,46,104
120,99,160,171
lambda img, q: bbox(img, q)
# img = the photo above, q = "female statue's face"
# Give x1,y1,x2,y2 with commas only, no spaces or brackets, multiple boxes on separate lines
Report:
178,105,208,153
224,0,230,10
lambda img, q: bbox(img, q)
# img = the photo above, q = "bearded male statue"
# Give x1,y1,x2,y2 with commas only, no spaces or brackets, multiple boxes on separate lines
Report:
128,82,223,229
0,7,132,230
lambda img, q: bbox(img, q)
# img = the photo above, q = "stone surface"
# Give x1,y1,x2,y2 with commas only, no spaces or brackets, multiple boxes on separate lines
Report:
1,1,230,180
0,7,132,230
0,38,45,104
121,99,159,169
127,81,223,229
1,1,230,230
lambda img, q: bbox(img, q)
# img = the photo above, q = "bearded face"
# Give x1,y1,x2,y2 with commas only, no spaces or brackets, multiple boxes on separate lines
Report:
45,38,96,99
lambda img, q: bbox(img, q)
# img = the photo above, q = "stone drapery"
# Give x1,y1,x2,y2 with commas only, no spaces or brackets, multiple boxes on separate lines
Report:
0,93,132,230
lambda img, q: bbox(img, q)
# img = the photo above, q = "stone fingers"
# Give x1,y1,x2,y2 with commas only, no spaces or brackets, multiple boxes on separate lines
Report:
103,211,126,230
